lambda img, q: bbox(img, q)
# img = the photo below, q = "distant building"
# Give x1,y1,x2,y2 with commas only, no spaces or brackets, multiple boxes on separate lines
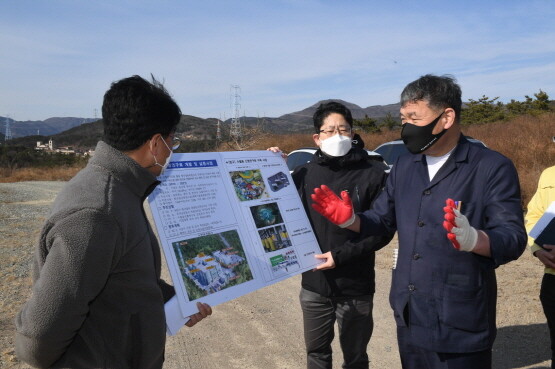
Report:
55,146,75,155
183,133,212,140
35,138,77,155
35,138,53,151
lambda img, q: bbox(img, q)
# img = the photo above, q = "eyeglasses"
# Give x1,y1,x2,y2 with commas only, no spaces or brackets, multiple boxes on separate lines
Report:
170,137,181,151
319,127,352,136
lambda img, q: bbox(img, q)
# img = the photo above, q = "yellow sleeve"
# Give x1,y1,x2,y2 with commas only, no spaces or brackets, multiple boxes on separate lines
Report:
525,166,555,249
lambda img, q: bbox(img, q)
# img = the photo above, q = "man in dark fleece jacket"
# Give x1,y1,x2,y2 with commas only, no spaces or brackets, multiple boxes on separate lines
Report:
270,101,394,369
15,75,211,368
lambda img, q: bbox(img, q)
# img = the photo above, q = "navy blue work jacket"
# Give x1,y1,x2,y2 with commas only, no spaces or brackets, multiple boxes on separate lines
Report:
358,135,527,353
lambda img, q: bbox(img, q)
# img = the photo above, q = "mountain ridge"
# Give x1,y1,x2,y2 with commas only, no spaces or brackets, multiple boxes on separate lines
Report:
0,117,97,138
1,100,400,149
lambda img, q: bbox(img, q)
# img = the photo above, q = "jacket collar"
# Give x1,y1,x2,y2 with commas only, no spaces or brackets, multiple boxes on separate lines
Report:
313,147,368,169
406,134,470,188
426,135,470,187
90,141,160,199
452,135,471,163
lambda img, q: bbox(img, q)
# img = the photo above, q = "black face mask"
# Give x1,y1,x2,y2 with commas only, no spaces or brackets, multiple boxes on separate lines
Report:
401,112,446,154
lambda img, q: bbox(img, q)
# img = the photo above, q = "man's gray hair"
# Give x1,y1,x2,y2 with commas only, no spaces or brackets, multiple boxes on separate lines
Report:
400,74,462,122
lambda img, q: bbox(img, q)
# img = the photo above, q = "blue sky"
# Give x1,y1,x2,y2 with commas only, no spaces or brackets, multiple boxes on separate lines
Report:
1,0,554,121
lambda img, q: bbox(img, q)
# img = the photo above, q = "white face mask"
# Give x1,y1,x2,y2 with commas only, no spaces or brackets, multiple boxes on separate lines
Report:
153,137,173,175
320,133,352,157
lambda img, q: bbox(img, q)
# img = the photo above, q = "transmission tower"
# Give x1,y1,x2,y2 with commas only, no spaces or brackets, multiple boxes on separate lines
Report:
230,85,242,139
4,115,13,141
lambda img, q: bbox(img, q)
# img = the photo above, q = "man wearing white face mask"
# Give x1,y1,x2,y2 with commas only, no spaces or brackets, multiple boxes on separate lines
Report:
270,101,393,368
15,75,212,368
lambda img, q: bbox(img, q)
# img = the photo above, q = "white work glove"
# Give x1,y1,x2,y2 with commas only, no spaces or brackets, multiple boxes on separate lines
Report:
443,198,478,252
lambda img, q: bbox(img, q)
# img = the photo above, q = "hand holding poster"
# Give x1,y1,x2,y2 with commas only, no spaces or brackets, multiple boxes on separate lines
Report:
148,150,321,333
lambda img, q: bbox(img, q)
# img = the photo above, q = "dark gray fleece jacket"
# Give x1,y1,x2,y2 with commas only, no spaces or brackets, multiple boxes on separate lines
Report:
15,141,174,368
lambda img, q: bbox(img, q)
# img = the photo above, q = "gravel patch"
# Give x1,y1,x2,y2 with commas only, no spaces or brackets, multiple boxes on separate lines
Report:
0,181,552,368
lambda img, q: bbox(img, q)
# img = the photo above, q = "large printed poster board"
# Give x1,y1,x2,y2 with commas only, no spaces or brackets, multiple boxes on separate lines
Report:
148,150,321,321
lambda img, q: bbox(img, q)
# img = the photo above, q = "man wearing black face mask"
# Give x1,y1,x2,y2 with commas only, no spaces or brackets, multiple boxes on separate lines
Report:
310,75,526,369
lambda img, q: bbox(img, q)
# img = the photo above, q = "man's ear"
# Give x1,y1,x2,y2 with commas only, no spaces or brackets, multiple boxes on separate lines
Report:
313,133,321,147
124,134,161,170
148,133,163,155
443,108,456,129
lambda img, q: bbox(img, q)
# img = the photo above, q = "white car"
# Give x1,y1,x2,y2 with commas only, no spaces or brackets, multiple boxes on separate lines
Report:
286,147,388,173
374,137,487,170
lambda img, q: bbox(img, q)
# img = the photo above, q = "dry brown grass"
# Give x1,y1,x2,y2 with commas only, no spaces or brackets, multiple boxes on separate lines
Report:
463,113,555,207
0,165,85,183
255,133,315,154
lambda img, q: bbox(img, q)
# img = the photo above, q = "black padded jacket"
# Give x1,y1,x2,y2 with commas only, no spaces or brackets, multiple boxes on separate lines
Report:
292,147,394,297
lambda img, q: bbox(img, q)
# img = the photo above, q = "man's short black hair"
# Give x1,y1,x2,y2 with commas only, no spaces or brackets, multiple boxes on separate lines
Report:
400,74,462,122
313,101,354,134
102,75,182,151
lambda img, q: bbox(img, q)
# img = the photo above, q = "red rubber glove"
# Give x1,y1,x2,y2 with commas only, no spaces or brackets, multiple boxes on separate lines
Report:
443,198,478,252
311,185,356,228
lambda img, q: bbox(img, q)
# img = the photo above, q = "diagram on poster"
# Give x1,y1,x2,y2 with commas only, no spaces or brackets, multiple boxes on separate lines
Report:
148,150,321,323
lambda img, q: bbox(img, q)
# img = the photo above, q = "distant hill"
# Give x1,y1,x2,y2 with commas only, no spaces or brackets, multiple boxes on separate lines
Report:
1,100,400,148
4,115,222,150
273,99,400,132
3,120,102,150
279,99,399,122
176,115,220,139
0,116,96,138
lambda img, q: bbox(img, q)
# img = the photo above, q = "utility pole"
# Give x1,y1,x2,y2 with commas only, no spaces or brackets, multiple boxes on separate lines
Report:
216,116,222,141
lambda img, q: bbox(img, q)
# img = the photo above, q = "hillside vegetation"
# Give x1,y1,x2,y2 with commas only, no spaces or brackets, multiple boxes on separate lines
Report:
1,112,554,208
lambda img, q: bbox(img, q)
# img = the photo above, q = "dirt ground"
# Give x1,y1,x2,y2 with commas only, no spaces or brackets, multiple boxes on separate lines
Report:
0,181,552,368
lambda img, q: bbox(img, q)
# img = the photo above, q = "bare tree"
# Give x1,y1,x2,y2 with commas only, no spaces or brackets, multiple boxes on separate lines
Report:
221,116,269,151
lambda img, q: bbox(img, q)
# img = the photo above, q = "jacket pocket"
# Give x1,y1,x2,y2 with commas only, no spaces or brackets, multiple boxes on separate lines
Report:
409,293,437,328
440,284,488,332
389,272,409,327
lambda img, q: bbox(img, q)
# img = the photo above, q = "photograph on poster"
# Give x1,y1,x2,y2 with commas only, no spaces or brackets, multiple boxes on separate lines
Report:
266,171,290,192
250,202,284,228
229,169,269,201
258,224,292,253
269,249,300,277
171,229,253,300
